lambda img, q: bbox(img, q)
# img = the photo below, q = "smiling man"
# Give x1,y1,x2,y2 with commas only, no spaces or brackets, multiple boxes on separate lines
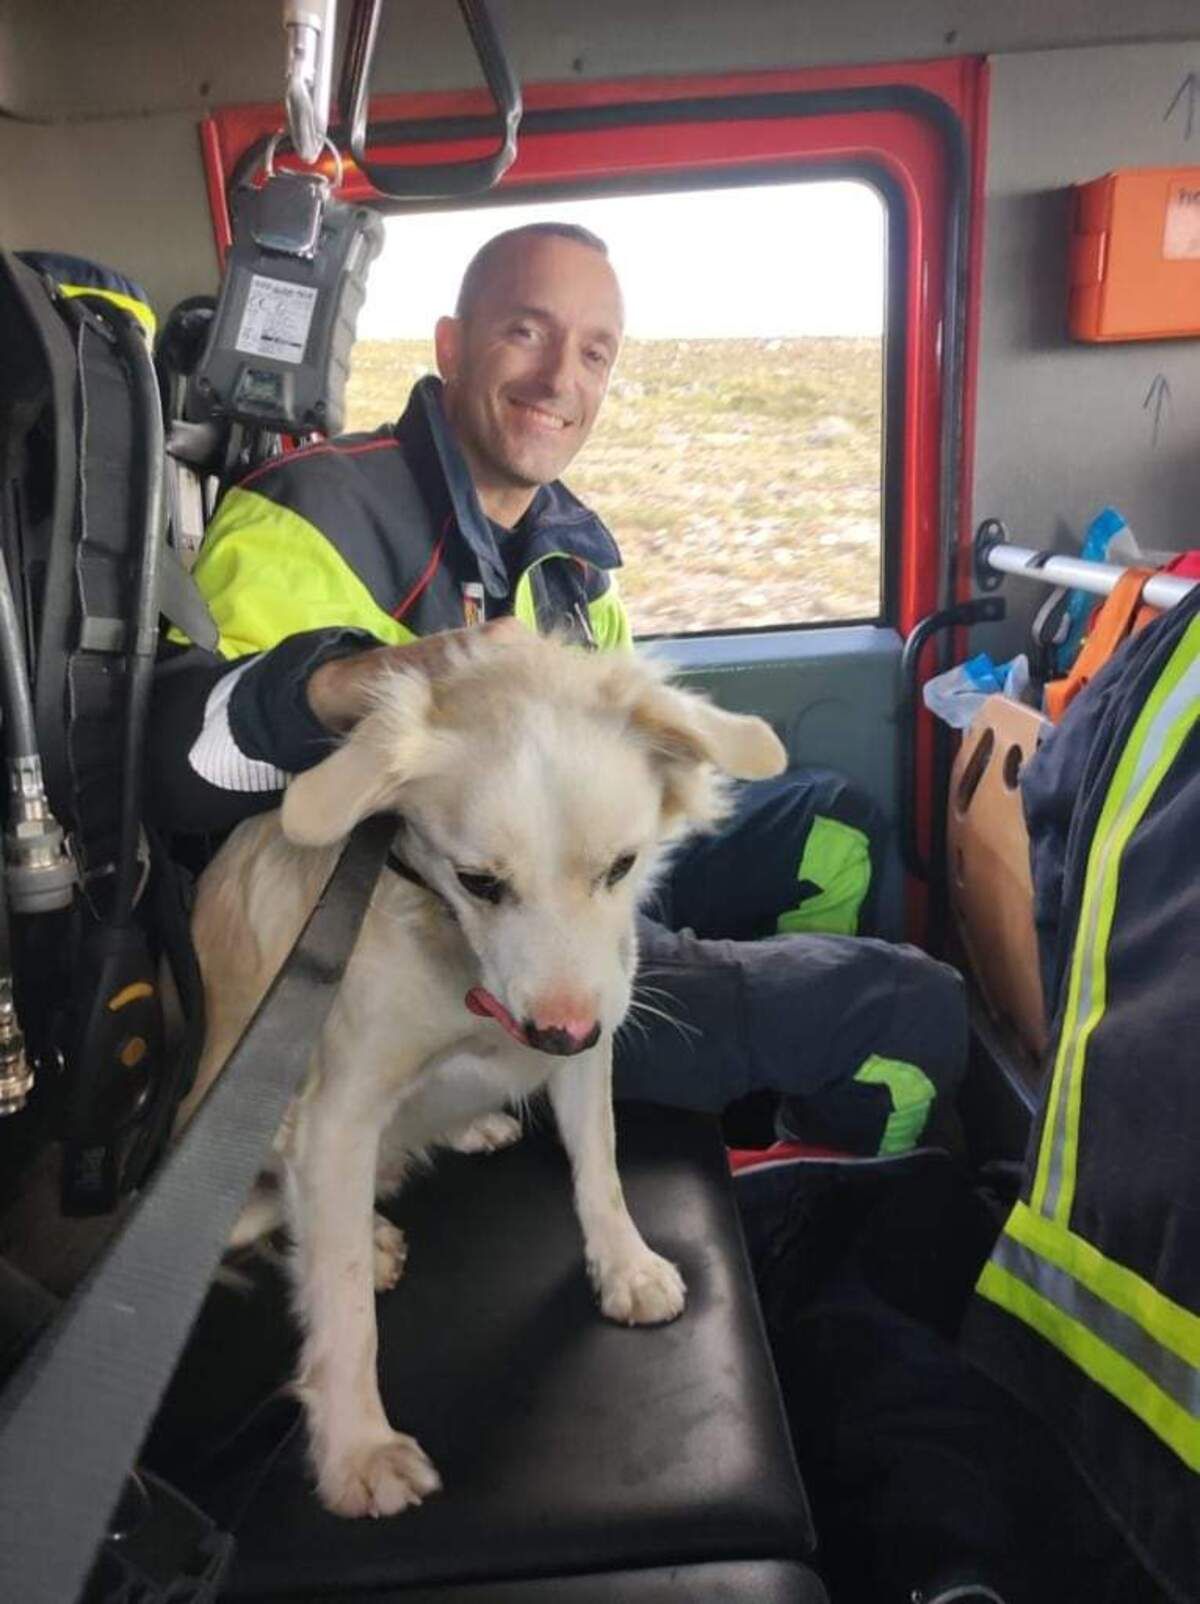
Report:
437,226,623,520
151,221,966,1147
159,224,632,764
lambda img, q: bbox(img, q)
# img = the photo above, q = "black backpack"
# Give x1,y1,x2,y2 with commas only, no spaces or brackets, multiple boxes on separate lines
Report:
0,249,206,1213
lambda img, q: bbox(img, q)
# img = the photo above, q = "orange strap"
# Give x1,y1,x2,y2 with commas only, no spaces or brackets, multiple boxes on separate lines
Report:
1043,568,1157,723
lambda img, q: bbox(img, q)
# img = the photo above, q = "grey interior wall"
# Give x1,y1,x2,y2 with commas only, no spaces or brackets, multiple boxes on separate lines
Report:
0,115,219,316
971,40,1200,653
5,0,1200,120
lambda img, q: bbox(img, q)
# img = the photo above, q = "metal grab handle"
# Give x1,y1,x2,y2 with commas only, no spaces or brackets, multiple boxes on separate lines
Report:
339,0,522,199
975,519,1196,611
899,596,1006,884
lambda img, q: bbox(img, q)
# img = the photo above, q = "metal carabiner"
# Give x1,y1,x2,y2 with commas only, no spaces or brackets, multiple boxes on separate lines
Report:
282,0,337,165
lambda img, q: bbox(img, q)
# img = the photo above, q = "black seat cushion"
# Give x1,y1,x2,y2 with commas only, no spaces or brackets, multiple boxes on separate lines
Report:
152,1103,816,1597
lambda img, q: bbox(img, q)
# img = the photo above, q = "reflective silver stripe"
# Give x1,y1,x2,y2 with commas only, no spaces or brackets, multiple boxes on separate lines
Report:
1039,639,1200,1220
991,1232,1200,1419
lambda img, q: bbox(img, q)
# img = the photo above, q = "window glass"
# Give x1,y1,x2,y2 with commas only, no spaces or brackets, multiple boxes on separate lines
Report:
345,180,885,635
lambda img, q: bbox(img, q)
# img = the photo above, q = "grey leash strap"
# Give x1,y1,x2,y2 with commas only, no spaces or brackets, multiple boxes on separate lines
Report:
0,813,392,1604
160,541,221,652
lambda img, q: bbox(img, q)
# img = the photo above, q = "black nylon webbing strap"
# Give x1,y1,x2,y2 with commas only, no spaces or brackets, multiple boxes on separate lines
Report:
0,813,391,1604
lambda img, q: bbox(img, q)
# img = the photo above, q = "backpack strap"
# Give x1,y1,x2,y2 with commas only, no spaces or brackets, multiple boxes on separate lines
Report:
161,543,219,653
0,251,217,1208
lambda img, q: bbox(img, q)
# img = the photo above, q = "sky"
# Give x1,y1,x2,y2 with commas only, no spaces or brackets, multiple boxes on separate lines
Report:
359,179,885,341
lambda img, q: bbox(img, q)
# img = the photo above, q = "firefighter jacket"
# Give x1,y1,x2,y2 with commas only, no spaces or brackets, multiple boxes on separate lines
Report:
150,377,628,831
967,584,1200,1602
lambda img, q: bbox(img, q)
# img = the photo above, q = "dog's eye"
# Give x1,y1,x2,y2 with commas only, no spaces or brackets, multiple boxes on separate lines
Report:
456,870,507,905
605,853,637,889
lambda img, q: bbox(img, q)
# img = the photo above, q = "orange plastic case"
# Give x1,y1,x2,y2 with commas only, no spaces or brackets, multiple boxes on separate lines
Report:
1069,166,1200,342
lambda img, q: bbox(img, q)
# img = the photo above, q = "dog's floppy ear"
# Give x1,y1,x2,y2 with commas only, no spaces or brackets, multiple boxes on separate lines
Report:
280,738,400,847
281,672,436,847
628,677,786,780
620,668,787,832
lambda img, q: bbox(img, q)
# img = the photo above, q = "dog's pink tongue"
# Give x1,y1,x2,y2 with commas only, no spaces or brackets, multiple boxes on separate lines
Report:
465,986,529,1046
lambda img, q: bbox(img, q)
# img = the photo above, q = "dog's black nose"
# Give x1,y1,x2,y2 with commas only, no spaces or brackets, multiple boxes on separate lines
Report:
523,1020,602,1056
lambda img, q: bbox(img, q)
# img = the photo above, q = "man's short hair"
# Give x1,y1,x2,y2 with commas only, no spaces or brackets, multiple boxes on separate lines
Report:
455,222,610,319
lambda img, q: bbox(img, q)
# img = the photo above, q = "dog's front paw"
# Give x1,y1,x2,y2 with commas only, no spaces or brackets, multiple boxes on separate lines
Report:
372,1214,408,1292
318,1432,442,1518
444,1111,522,1153
597,1251,686,1326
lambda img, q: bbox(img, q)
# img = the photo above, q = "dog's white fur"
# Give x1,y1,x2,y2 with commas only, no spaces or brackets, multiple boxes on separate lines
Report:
184,630,785,1518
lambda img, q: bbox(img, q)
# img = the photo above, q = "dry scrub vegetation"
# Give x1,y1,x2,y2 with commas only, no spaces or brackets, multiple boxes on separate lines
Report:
345,336,882,637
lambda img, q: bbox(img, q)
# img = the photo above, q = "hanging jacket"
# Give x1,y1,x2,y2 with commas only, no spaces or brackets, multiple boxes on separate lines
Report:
966,584,1200,1604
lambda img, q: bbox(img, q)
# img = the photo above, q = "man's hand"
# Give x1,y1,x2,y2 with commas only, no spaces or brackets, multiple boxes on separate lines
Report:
306,619,524,734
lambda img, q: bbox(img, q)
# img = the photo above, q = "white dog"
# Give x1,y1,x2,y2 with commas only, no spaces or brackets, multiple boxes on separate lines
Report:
184,630,785,1518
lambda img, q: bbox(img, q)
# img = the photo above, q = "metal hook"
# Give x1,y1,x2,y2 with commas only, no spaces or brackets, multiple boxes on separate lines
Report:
283,0,337,164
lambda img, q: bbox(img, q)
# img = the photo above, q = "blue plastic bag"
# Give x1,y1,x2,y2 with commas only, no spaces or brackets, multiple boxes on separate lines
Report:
923,652,1030,730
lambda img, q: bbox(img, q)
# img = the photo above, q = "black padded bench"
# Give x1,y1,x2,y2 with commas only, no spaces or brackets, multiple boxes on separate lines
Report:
148,1103,827,1601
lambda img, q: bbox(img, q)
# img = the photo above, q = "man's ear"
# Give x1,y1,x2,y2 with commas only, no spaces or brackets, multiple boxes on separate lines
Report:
434,315,462,385
281,673,436,847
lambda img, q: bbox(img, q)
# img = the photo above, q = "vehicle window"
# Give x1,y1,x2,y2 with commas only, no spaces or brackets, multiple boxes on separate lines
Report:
345,180,886,637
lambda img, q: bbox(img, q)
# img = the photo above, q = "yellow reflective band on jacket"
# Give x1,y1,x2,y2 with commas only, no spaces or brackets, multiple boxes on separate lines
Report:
1032,615,1200,1226
59,283,157,338
512,557,632,651
979,1207,1200,1471
976,614,1200,1473
1001,1200,1200,1372
588,581,633,650
170,487,418,658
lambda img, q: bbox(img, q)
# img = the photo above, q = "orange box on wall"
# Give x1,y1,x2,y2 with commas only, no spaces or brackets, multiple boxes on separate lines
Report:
1069,166,1200,342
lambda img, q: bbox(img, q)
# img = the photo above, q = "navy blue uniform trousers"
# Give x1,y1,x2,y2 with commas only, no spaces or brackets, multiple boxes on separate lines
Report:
612,768,967,1149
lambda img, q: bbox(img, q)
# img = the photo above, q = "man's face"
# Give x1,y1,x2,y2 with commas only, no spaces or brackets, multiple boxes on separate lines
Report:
436,235,624,506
